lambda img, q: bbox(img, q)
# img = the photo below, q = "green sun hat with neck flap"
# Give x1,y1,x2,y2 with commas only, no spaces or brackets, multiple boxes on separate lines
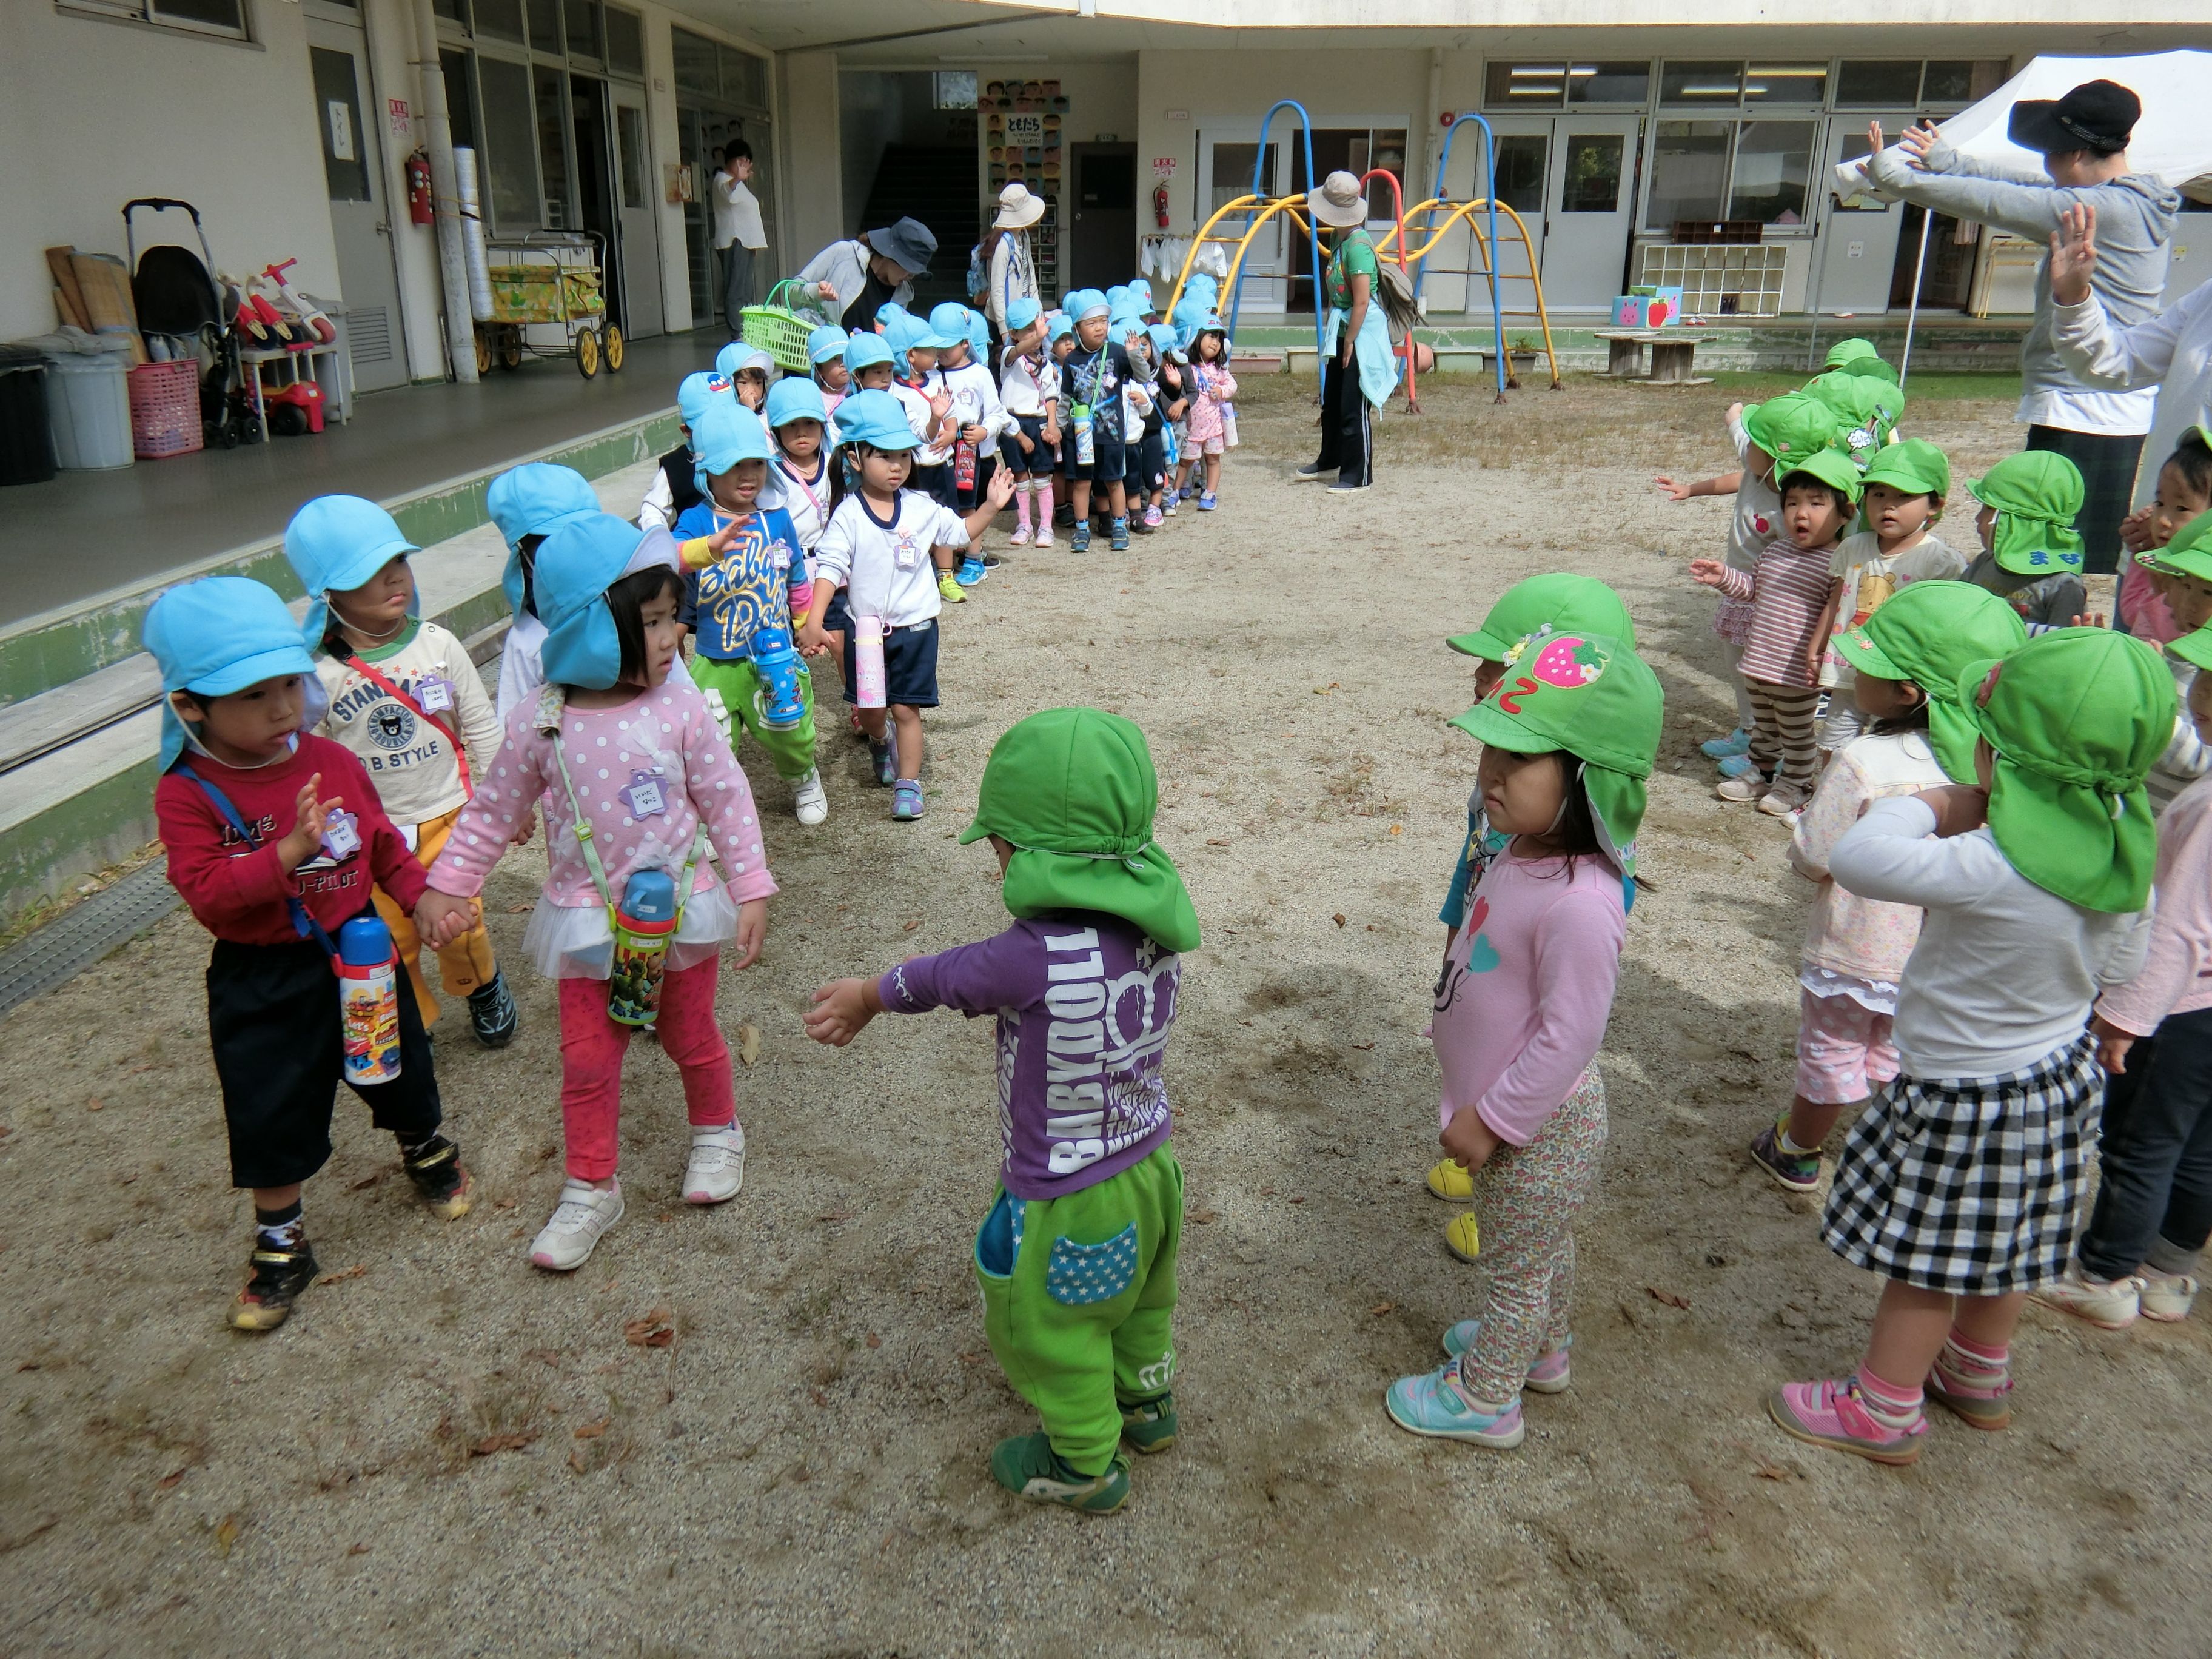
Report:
1740,392,1843,475
1825,337,1880,369
959,706,1199,954
2145,504,2212,583
1448,631,1663,907
1802,370,1899,462
1832,578,2026,782
1446,572,1637,662
1778,444,1865,505
1957,628,2174,914
1971,449,2086,576
1859,437,1951,501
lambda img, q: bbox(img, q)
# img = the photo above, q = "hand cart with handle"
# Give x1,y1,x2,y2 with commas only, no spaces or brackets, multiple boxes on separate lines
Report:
474,230,624,379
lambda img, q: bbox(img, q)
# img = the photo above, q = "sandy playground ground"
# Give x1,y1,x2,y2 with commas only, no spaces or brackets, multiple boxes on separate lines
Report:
2,367,2206,1659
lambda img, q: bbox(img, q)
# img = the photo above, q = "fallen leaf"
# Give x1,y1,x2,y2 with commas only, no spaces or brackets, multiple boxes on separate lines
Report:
865,1333,882,1349
1188,1208,1220,1224
1645,1286,1691,1310
1365,923,1382,933
572,1419,611,1440
1289,1196,1306,1205
1387,825,1403,836
816,1209,855,1224
506,901,535,913
623,1308,675,1347
1258,1184,1277,1196
1332,913,1347,927
86,1098,104,1113
469,1432,537,1457
737,1022,761,1066
569,1449,587,1474
493,1199,516,1212
902,919,920,932
313,1265,368,1287
1370,1301,1395,1316
1312,685,1333,695
214,1515,240,1555
347,1542,370,1555
15,1362,38,1372
1753,1459,1797,1482
156,1468,187,1490
1206,837,1230,846
346,1173,379,1192
807,1387,829,1407
1352,1041,1375,1051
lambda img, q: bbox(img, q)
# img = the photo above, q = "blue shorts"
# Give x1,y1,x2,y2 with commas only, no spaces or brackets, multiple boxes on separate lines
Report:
1002,415,1057,475
840,617,940,709
1130,429,1167,494
1063,421,1125,483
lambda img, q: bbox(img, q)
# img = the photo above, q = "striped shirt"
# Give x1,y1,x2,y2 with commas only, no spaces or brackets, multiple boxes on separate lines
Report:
1714,539,1837,688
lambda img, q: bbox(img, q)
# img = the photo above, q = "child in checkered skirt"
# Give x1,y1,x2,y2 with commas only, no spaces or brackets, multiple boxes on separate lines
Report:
1768,628,2171,1467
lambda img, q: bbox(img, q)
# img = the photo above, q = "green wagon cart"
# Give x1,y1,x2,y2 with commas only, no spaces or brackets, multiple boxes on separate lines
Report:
474,230,625,379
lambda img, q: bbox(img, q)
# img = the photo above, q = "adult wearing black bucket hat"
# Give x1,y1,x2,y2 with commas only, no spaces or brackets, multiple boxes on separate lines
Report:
1865,79,2180,579
794,218,938,334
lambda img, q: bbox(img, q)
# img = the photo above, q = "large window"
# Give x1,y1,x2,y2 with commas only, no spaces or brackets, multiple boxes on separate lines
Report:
58,0,249,37
1645,119,1815,230
477,55,541,229
1729,122,1815,224
1645,121,1731,229
1484,61,1650,109
1560,132,1627,214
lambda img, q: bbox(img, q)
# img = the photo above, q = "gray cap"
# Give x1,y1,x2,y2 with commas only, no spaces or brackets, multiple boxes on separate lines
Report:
865,217,937,276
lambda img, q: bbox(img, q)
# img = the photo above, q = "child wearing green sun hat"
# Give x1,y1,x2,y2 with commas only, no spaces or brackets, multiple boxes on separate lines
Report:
1770,627,2168,1468
804,708,1195,1515
1385,632,1661,1450
1426,573,1635,1207
1749,580,2027,1197
1802,370,1905,469
1963,449,2090,630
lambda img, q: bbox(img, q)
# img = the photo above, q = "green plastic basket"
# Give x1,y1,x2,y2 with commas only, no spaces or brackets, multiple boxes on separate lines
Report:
740,280,822,375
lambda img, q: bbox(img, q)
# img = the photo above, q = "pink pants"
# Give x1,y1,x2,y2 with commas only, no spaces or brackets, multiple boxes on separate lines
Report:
557,956,733,1180
1794,987,1899,1106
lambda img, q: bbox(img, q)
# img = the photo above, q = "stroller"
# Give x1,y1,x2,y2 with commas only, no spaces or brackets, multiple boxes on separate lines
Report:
124,198,260,447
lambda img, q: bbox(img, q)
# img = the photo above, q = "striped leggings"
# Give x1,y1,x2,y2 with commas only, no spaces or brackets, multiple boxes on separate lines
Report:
1745,679,1822,806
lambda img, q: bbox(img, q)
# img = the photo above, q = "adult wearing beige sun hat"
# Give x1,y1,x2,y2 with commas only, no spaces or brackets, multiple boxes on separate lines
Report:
984,181,1047,339
1295,170,1398,494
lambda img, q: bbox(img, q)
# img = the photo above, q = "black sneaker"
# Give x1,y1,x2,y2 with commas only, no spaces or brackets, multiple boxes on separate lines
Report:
1293,463,1329,482
232,1238,318,1332
403,1134,475,1219
467,971,519,1048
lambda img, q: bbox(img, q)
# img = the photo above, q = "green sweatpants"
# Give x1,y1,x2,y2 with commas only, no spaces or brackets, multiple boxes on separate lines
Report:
689,654,818,780
974,1144,1183,1475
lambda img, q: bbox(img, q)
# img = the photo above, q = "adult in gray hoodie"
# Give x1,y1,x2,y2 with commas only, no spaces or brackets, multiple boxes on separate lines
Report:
1866,79,2180,574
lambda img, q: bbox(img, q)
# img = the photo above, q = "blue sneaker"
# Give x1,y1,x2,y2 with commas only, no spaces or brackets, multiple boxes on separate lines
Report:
891,779,925,820
1384,1359,1526,1447
1071,521,1092,553
1110,515,1130,551
954,555,988,587
1439,1322,1572,1392
1701,727,1751,760
869,740,895,787
1717,753,1763,780
1197,491,1218,511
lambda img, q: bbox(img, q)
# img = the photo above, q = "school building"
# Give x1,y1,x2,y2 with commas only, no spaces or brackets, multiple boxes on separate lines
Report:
8,1,2210,384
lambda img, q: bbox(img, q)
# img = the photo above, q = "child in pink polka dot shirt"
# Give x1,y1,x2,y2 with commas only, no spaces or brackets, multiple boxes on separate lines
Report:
419,514,777,1271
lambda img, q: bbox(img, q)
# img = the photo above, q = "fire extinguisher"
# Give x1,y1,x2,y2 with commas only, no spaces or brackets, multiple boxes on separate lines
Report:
1153,184,1171,229
406,149,434,226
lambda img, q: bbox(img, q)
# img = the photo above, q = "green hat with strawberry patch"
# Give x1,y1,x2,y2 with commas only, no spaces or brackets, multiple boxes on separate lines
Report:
1449,631,1663,905
1446,572,1637,662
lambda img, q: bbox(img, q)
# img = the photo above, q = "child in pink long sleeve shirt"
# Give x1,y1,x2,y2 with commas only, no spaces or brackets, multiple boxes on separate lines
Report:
1386,629,1661,1451
419,515,777,1273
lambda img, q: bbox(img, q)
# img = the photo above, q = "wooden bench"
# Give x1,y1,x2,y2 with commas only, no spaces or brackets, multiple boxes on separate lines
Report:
1594,329,1703,384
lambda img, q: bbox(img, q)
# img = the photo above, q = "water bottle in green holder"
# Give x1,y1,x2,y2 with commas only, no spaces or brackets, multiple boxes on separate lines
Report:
608,868,679,1025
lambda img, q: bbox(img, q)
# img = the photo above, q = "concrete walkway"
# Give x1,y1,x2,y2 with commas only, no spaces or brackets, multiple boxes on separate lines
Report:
0,330,708,628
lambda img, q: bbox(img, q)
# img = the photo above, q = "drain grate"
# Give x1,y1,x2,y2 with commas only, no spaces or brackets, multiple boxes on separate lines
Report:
0,862,181,1018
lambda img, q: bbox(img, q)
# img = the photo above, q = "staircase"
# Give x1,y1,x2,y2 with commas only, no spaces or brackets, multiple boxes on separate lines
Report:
859,146,979,309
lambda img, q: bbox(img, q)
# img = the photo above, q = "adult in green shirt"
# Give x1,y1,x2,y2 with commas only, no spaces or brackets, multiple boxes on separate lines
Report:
1296,170,1397,494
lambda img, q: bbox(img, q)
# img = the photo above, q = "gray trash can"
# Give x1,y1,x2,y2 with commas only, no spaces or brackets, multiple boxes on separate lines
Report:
26,330,135,470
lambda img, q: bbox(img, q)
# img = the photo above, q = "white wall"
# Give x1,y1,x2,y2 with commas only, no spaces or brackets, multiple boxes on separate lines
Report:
780,53,843,271
0,2,343,343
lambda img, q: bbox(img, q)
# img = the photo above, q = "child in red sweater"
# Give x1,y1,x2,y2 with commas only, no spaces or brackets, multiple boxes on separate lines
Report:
148,577,473,1332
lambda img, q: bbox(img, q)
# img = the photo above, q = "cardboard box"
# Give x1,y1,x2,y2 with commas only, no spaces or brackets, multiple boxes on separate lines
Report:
1610,289,1682,328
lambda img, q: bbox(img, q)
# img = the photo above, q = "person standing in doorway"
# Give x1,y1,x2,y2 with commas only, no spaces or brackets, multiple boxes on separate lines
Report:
1296,170,1396,495
1863,81,2180,578
712,141,768,340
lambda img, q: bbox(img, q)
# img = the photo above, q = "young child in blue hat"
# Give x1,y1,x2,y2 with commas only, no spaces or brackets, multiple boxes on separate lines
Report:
672,401,828,826
798,389,1011,820
997,295,1061,549
713,342,776,412
487,461,606,720
805,325,851,417
1059,290,1133,552
639,370,737,534
286,495,518,1048
931,301,1014,579
148,576,473,1332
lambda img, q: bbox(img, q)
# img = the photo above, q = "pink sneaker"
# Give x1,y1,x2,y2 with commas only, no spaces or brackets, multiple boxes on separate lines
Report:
1009,523,1032,547
1441,1321,1571,1392
1767,1376,1925,1465
1926,1349,2013,1431
1142,504,1163,529
1034,525,1054,549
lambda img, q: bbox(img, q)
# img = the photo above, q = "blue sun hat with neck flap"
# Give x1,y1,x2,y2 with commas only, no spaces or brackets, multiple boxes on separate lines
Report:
715,342,776,382
283,494,419,653
843,330,893,374
535,514,683,692
486,463,600,623
678,370,737,429
806,324,850,366
691,401,774,498
144,575,323,771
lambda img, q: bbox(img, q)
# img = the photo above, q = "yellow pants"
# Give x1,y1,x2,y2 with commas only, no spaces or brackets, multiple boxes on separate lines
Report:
372,805,497,1027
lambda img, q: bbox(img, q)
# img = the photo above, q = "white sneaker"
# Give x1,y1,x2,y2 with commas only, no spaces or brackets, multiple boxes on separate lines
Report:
793,768,829,826
2031,1259,2139,1330
683,1121,746,1205
2139,1267,2199,1322
1034,526,1054,549
530,1178,625,1271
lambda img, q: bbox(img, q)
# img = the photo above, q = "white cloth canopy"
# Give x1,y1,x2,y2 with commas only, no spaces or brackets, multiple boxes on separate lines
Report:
1837,50,2212,204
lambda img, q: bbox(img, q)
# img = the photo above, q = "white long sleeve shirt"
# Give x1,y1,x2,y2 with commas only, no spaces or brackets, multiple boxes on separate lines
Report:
1829,797,2151,1076
2051,277,2212,509
938,358,1015,457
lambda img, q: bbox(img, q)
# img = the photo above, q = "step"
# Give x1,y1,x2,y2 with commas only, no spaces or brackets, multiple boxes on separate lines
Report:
0,440,668,931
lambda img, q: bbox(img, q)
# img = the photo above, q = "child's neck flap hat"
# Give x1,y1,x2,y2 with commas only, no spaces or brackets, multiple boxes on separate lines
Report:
959,706,1199,953
1447,572,1635,662
1959,628,2174,913
2142,498,2212,581
677,370,737,429
843,331,894,374
1004,295,1042,334
534,514,681,692
765,377,828,431
145,575,323,770
927,301,973,348
1048,313,1075,343
806,324,850,366
1740,393,1843,474
834,388,923,453
1448,631,1663,905
1971,449,2085,576
1833,578,2026,782
486,463,600,623
715,343,776,382
1066,289,1111,323
1802,370,1900,459
284,494,421,652
1859,436,1951,501
1825,337,1880,369
1781,445,1865,505
691,401,774,497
